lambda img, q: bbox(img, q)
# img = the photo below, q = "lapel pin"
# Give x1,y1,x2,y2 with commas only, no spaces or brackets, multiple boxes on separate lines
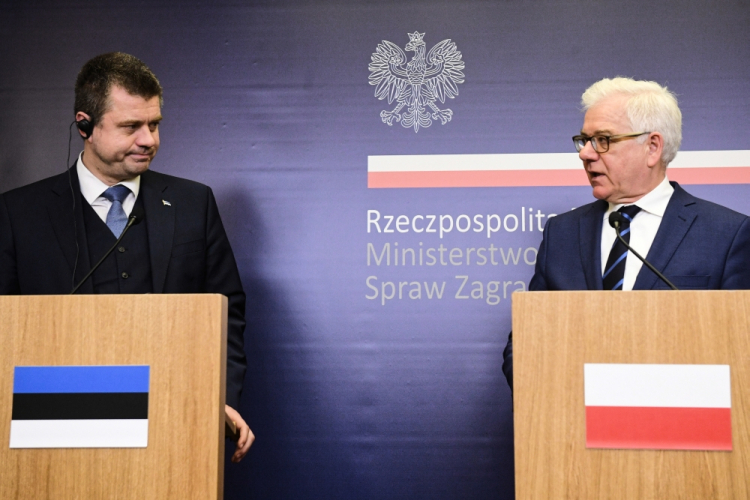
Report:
162,200,171,206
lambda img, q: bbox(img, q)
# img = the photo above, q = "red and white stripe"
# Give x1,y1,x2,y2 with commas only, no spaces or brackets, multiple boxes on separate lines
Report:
584,363,732,451
367,150,750,188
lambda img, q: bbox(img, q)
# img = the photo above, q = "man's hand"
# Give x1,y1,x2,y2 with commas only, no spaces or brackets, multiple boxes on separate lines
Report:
225,404,254,463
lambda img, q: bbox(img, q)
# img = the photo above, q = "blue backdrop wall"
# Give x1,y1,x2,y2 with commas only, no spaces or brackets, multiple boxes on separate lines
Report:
2,1,749,498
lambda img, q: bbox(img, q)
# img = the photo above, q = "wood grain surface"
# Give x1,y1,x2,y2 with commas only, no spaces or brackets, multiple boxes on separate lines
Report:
513,290,750,499
0,294,228,500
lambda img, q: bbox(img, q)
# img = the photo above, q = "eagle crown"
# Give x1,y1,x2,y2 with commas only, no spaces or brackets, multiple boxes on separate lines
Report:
405,31,425,51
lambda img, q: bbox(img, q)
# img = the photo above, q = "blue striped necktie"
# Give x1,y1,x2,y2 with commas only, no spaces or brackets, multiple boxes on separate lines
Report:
101,185,131,238
602,205,642,291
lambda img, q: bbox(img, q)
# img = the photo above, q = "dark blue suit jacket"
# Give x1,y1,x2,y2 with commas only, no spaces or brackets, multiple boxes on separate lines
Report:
502,182,750,388
0,168,247,408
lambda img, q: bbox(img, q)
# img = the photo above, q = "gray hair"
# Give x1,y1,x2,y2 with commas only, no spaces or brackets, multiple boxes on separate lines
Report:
581,77,682,166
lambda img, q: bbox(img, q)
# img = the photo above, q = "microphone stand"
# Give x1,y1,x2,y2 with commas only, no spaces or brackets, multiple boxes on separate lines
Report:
70,212,142,294
611,218,679,291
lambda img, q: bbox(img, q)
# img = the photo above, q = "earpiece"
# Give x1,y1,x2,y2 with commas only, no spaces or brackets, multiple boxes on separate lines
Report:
76,118,93,139
66,121,80,291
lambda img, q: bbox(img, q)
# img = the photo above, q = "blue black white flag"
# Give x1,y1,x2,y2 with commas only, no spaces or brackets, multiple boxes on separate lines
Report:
10,365,149,448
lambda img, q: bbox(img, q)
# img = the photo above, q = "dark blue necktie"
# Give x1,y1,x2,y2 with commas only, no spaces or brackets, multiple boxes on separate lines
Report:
602,205,642,291
101,184,131,237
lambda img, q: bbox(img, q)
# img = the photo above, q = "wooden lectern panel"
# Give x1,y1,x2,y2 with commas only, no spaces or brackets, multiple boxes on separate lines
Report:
0,295,228,500
513,290,750,499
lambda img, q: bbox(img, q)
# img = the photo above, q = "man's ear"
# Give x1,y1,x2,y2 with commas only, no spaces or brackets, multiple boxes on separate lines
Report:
646,132,664,168
75,112,94,140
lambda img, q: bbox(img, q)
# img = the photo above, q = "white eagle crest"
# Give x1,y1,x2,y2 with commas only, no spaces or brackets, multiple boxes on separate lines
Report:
369,32,465,132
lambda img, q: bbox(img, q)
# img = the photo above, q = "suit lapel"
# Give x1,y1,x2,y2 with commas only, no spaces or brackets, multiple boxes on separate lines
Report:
48,168,93,292
634,182,697,290
579,200,608,290
140,171,174,293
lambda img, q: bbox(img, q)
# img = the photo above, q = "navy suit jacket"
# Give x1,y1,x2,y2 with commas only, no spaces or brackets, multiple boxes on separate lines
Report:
0,168,247,408
502,182,750,388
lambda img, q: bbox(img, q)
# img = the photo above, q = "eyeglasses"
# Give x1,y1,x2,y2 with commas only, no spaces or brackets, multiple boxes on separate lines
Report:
572,132,650,153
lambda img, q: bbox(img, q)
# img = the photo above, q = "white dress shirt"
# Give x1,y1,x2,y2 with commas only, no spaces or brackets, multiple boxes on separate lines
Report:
76,152,140,223
600,176,674,291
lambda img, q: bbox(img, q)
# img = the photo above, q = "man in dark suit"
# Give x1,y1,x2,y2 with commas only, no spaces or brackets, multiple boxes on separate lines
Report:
502,77,750,388
0,52,254,461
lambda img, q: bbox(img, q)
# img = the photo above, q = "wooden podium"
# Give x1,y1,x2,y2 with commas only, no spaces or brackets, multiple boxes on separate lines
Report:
512,290,750,499
0,294,228,500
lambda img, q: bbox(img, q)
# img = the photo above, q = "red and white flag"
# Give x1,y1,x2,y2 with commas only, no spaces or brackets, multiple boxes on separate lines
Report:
367,150,750,189
584,364,732,451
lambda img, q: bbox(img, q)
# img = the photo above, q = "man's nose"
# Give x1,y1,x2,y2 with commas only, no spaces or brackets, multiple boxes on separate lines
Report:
579,139,599,161
135,126,157,148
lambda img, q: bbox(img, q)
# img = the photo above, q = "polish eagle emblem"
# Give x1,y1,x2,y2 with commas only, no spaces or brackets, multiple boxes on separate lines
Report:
369,32,465,132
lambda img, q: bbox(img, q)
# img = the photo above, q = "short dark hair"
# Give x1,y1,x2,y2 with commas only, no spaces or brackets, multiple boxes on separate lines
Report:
74,52,163,125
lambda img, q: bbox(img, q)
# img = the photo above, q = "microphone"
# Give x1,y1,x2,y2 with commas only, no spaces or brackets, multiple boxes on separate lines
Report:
70,207,145,294
609,212,678,291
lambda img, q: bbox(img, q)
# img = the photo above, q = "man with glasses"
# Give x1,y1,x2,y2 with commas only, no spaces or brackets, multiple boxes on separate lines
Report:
502,77,750,388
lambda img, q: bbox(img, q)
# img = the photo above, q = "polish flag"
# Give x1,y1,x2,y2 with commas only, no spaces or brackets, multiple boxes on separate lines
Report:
367,150,750,188
584,364,732,451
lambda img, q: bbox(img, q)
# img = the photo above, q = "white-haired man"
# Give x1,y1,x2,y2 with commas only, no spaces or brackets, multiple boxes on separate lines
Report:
502,77,750,388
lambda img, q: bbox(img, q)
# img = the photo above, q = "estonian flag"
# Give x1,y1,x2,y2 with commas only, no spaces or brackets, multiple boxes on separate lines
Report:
584,364,732,451
10,365,149,448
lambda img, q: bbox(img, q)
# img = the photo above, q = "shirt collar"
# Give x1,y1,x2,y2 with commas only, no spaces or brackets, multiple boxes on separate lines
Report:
76,151,141,204
605,176,674,218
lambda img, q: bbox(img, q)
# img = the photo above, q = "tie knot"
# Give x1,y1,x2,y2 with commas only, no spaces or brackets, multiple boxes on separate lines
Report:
102,184,131,204
618,205,641,225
